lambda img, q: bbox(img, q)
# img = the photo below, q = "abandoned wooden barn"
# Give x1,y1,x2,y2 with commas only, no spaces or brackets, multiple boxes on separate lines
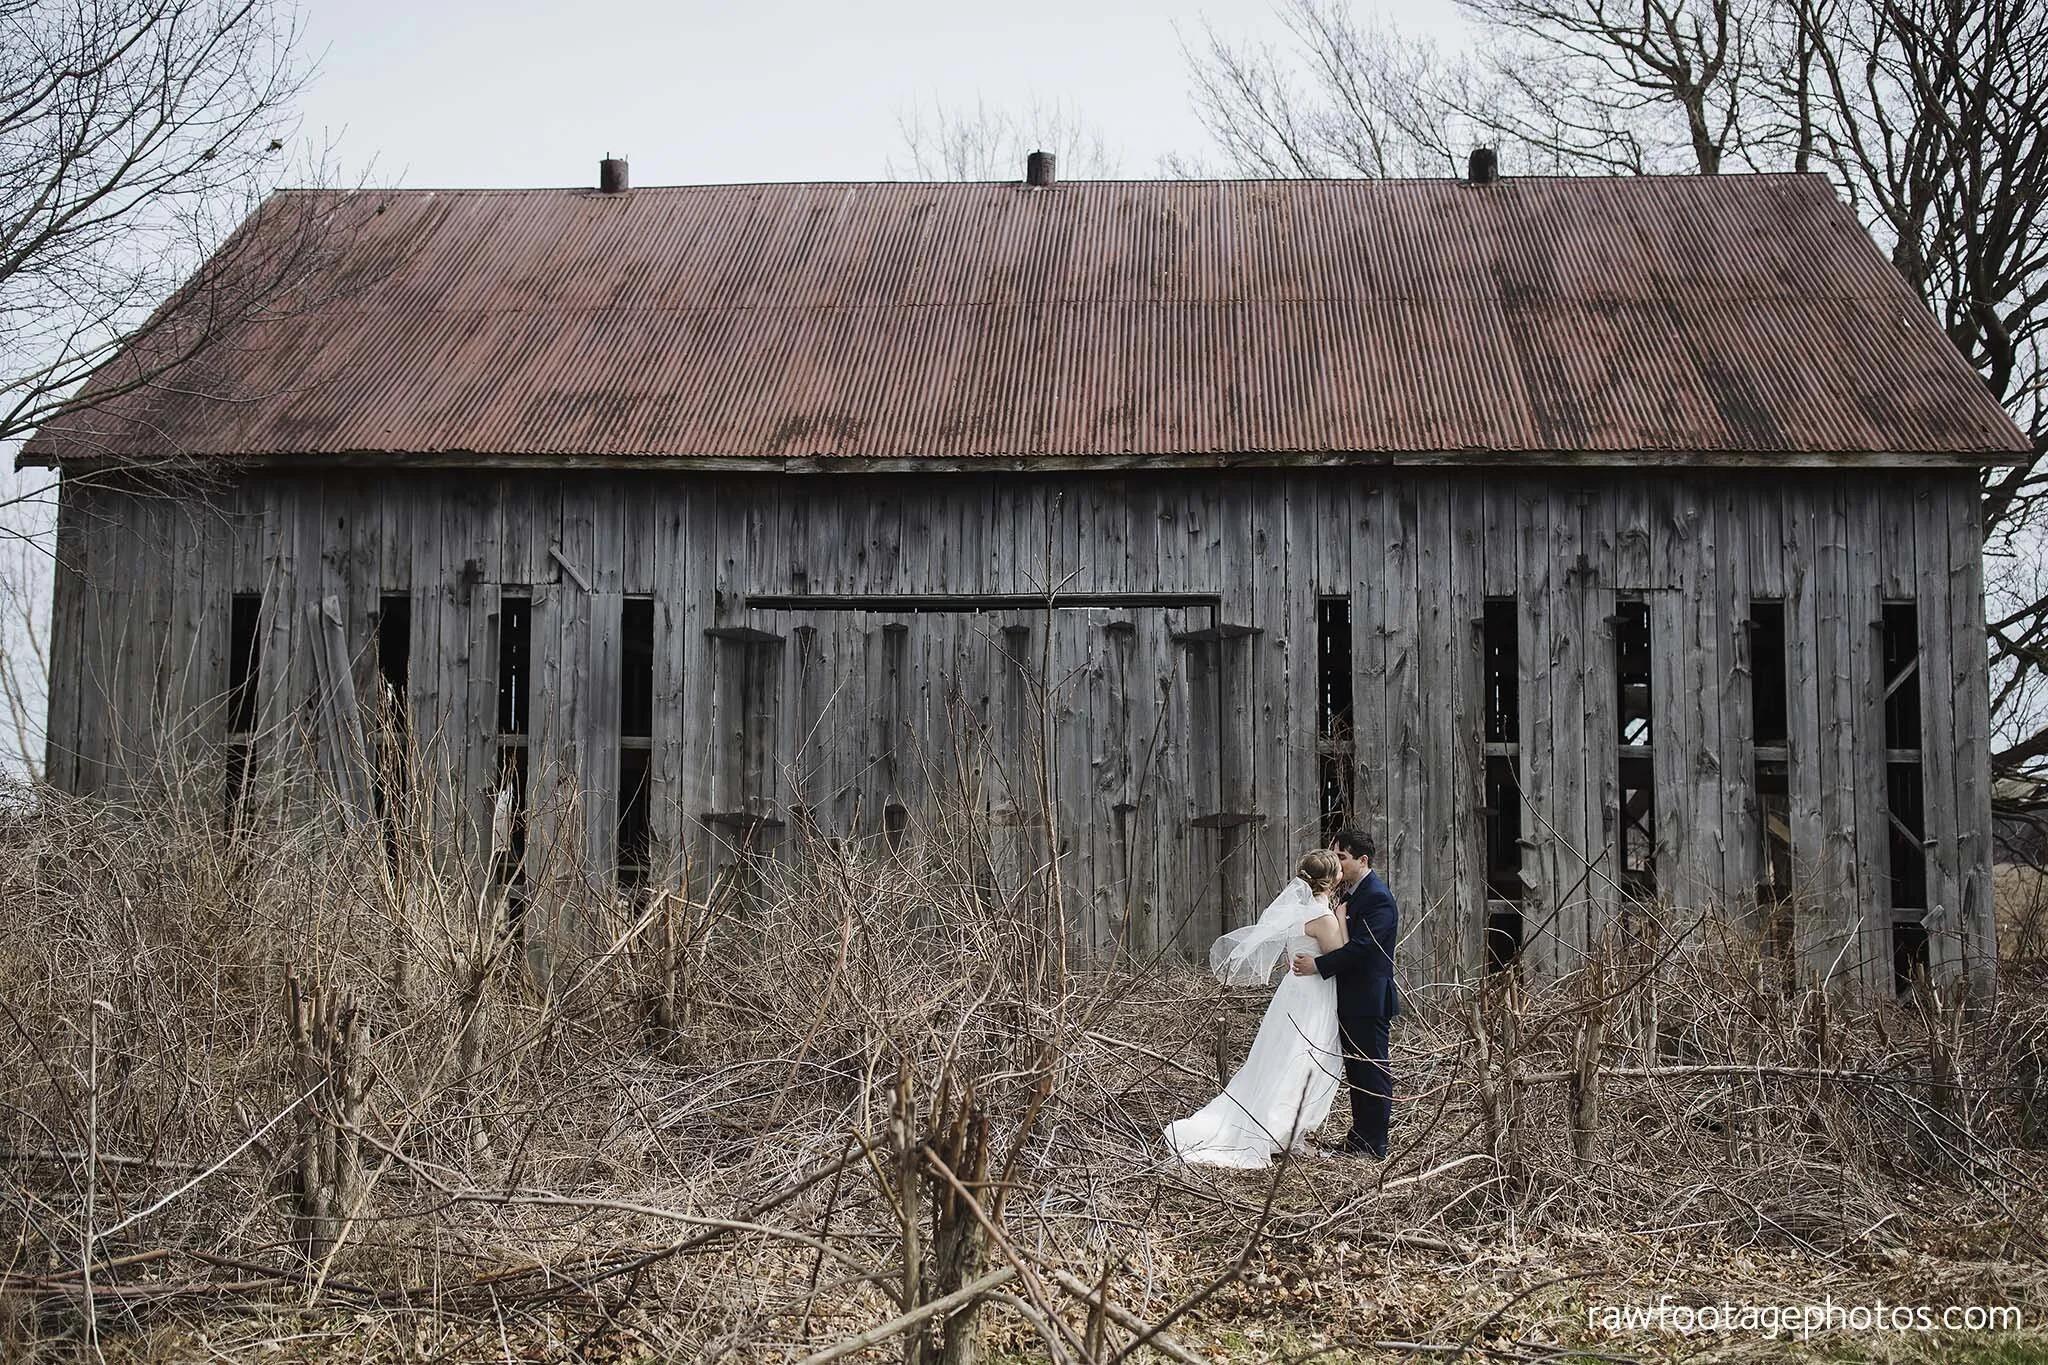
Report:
25,159,2028,992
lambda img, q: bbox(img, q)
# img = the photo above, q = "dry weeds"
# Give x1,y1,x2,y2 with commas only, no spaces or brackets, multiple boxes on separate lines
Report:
1,775,2046,1364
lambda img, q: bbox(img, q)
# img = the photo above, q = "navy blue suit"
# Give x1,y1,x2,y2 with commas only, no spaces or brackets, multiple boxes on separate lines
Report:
1313,869,1399,1155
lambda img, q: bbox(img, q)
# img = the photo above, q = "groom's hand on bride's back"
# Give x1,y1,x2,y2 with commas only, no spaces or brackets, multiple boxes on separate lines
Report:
1290,953,1318,976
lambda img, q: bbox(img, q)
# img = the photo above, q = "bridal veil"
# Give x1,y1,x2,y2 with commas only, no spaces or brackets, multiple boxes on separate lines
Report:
1208,876,1321,986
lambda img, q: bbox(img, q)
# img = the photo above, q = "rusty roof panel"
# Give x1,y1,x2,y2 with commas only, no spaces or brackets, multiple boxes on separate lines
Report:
23,174,2029,464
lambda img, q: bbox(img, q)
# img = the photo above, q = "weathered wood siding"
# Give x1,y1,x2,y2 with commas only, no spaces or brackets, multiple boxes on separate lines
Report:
45,468,1995,991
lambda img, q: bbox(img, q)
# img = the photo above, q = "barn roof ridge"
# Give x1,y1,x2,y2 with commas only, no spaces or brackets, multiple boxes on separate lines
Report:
263,169,1833,193
23,170,2030,469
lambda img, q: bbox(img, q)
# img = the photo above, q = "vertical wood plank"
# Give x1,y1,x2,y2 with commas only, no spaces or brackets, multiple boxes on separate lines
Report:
1579,483,1619,954
1383,478,1424,927
1416,475,1458,977
1684,481,1722,922
1813,479,1864,987
1845,478,1890,993
1911,475,1962,981
1315,472,1349,596
1648,480,1698,926
1547,486,1590,972
1716,482,1757,930
166,496,211,774
1352,479,1389,869
1448,474,1488,977
43,481,89,791
1945,475,1995,987
1517,482,1559,979
652,492,687,887
1782,480,1830,977
1613,479,1654,592
1243,479,1279,893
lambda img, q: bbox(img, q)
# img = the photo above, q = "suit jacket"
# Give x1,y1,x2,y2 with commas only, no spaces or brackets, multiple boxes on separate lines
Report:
1314,869,1401,1018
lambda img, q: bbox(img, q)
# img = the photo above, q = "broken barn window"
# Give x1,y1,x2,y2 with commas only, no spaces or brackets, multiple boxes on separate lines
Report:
1614,597,1655,900
1881,601,1928,993
1618,756,1657,901
1892,917,1930,996
1482,598,1519,745
1484,754,1524,972
1317,596,1355,841
620,597,654,740
377,594,411,715
1750,601,1787,746
493,590,533,924
1482,597,1523,970
497,592,531,735
618,748,651,891
227,593,262,734
1615,598,1652,747
1875,601,1925,908
1001,622,1036,818
1886,760,1928,911
1750,601,1792,943
1755,759,1793,953
375,593,413,869
618,596,654,889
1882,602,1922,752
881,622,910,851
1483,755,1523,902
491,742,530,936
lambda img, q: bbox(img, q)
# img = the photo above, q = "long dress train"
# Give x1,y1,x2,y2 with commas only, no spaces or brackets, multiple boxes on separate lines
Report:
1164,880,1343,1169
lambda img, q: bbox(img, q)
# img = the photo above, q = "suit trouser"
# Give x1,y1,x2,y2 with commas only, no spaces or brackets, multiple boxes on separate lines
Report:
1338,1012,1393,1153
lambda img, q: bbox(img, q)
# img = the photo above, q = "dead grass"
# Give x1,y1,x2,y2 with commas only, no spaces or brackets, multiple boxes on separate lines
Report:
1,775,2046,1364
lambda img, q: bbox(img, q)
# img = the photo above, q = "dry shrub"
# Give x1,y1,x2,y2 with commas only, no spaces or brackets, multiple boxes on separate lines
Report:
1,772,2045,1363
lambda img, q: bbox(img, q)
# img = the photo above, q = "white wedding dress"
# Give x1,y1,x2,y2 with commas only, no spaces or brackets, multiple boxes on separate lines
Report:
1164,878,1343,1169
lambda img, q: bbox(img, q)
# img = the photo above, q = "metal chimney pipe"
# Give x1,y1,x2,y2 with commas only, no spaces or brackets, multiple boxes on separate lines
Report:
599,157,629,193
1025,151,1056,187
1467,147,1499,185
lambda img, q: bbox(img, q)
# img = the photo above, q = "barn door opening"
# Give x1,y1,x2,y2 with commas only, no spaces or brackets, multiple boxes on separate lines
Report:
734,592,1232,957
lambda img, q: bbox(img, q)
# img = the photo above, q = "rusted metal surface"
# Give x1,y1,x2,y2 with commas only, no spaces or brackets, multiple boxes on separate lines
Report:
23,174,2029,464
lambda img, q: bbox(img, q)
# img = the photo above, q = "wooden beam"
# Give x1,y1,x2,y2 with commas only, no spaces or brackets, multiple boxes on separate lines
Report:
1190,811,1267,830
747,591,1222,612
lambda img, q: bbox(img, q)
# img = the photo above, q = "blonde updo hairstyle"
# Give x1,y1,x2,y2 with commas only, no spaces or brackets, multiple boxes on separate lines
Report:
1296,848,1342,897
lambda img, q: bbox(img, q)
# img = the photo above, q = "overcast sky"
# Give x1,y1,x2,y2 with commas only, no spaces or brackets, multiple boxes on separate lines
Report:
294,0,1463,189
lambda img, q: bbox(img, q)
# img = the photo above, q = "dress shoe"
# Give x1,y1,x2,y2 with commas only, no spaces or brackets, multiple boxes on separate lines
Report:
1335,1135,1387,1159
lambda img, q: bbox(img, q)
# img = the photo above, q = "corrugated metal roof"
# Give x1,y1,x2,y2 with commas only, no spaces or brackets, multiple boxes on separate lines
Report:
22,173,2030,464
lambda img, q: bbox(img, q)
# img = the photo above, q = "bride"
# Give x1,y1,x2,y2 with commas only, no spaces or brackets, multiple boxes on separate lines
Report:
1164,850,1347,1168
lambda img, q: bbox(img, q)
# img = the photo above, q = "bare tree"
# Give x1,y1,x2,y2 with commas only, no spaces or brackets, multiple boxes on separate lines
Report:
1783,0,2048,793
0,0,332,778
1186,0,2048,805
889,96,1119,180
1463,0,1763,173
0,0,325,451
1179,3,1474,178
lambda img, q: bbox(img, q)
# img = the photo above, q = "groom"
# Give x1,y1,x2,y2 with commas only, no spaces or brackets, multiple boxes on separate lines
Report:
1291,827,1399,1158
